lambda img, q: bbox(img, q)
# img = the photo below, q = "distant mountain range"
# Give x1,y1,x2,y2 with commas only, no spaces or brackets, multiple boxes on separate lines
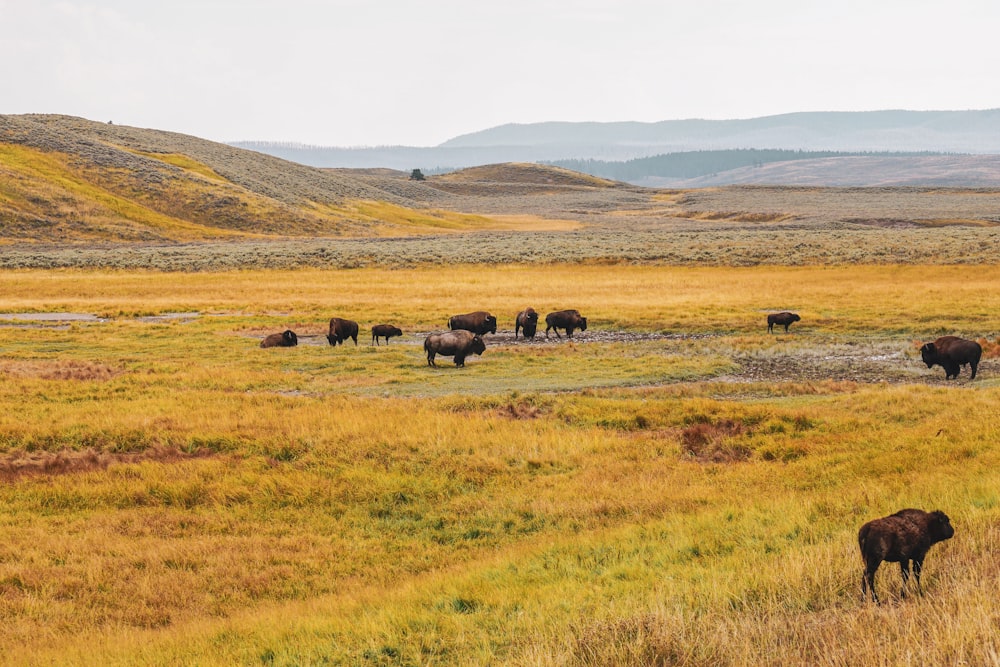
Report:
232,110,1000,186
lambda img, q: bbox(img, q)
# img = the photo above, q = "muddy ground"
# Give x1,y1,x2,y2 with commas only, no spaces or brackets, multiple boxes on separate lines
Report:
301,327,992,385
4,312,990,388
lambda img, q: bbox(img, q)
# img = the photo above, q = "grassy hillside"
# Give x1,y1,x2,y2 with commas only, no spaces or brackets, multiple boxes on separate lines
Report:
0,115,579,243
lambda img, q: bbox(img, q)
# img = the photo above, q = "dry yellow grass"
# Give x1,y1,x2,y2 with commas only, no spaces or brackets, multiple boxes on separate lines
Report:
0,263,998,665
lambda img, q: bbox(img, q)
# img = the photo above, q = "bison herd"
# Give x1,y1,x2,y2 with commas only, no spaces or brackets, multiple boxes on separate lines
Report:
259,308,987,381
256,308,975,603
259,309,592,367
261,309,985,381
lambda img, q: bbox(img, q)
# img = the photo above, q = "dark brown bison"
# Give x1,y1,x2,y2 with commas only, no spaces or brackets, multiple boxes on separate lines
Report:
920,336,982,380
545,309,587,338
448,311,497,335
260,330,298,348
327,317,359,346
858,508,954,604
515,308,539,340
371,324,403,346
767,311,800,333
424,330,486,367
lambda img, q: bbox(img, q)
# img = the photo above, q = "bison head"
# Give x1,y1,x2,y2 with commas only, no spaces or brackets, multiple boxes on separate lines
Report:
485,315,497,334
579,316,588,332
920,342,938,367
471,335,486,355
791,313,801,323
283,330,298,346
929,510,955,541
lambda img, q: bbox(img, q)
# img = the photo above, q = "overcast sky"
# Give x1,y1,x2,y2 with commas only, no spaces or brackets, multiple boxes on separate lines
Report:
3,0,999,147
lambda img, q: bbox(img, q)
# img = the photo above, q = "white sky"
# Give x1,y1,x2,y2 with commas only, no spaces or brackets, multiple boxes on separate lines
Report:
2,0,999,147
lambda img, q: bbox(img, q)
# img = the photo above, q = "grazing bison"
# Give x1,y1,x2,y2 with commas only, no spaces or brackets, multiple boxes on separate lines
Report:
920,336,982,380
448,311,497,335
858,508,954,604
260,330,298,348
515,307,539,340
767,311,801,333
545,309,587,338
371,324,403,346
327,317,359,346
424,330,486,367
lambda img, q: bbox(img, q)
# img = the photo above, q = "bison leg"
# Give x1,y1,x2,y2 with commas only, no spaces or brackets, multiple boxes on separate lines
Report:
784,323,791,332
454,353,466,367
899,560,911,597
912,558,924,594
862,557,882,603
862,568,879,604
768,322,774,334
427,352,436,367
970,361,978,380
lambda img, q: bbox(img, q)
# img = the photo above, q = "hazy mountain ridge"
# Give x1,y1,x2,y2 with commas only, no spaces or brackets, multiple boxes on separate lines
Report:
441,110,1000,151
233,110,1000,183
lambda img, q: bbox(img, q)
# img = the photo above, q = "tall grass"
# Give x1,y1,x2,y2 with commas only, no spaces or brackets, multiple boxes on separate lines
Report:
0,264,998,664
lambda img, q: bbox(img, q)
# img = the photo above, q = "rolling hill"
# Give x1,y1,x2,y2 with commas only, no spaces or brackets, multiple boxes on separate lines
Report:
1,114,588,244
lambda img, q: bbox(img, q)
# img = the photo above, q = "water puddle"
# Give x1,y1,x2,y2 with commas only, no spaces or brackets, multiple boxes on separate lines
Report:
0,312,107,322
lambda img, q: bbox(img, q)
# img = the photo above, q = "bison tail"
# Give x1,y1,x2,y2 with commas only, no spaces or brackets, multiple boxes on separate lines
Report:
857,524,870,557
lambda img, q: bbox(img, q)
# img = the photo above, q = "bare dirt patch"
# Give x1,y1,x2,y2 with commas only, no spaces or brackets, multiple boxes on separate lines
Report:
0,360,122,381
431,329,715,347
724,351,997,385
680,420,750,463
0,446,215,481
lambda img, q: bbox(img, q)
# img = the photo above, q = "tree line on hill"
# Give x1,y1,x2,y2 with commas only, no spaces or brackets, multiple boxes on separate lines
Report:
548,149,949,182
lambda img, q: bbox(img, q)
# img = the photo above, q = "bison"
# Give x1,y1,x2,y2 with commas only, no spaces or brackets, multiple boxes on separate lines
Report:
260,330,298,348
858,508,954,604
424,330,486,367
327,317,359,346
515,308,539,340
920,336,982,380
545,309,587,338
371,324,403,346
767,311,800,333
448,311,497,336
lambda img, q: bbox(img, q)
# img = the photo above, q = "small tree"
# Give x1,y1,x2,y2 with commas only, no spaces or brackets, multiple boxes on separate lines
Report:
409,168,425,181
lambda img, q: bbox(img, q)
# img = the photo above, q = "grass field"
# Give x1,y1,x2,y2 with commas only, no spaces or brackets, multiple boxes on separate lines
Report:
1,264,999,665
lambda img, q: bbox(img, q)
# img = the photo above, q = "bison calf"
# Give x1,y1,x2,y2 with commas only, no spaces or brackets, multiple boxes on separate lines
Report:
260,330,298,348
920,336,982,380
424,330,486,367
767,311,800,333
327,317,359,346
515,307,539,340
545,309,587,339
371,324,403,346
858,508,954,604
